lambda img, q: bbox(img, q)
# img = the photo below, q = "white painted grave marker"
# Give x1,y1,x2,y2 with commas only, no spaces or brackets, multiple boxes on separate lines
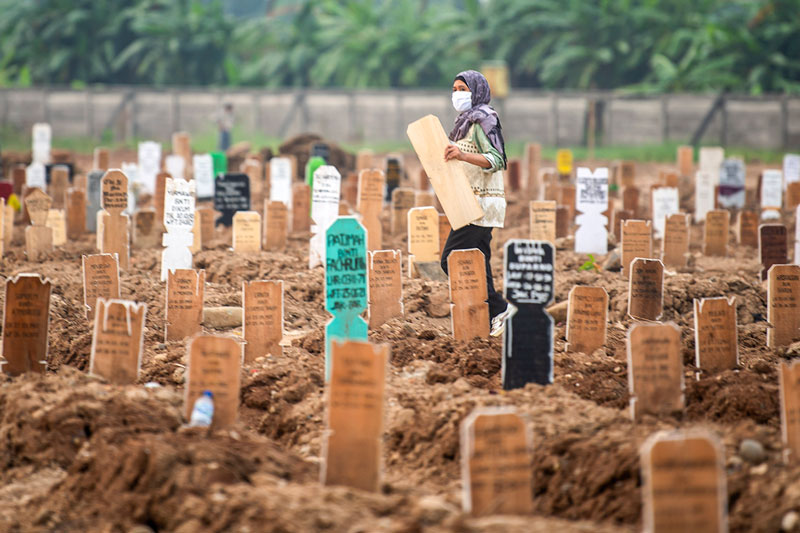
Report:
310,165,341,269
161,178,196,281
574,167,608,255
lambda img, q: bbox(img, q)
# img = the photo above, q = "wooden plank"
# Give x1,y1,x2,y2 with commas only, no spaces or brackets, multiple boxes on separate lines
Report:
406,115,483,230
89,299,146,384
1,274,51,375
628,258,664,321
566,286,608,354
232,211,261,253
185,334,242,430
82,253,120,320
780,361,800,463
693,296,738,373
704,210,729,257
621,219,652,279
627,322,683,418
263,200,288,251
242,280,283,363
368,250,403,328
448,248,489,340
166,268,205,341
662,213,690,268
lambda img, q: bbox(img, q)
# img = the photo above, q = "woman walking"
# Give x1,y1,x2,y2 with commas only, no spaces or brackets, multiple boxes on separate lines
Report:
441,69,515,337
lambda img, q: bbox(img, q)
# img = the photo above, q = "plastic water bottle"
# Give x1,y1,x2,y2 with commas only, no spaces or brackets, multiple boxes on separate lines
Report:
189,390,214,427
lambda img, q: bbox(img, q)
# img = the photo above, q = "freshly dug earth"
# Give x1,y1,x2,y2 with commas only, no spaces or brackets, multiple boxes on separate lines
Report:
0,150,798,532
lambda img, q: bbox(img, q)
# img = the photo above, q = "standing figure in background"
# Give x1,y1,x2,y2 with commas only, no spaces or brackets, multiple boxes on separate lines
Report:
441,69,514,337
217,102,234,151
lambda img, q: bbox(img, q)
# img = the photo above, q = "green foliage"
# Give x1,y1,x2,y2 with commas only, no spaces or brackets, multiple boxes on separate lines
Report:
0,0,798,93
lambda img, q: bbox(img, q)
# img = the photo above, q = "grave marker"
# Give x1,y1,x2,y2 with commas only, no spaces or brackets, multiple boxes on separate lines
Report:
292,183,311,233
693,297,738,373
415,190,435,208
677,145,693,177
93,147,109,171
448,249,489,341
26,162,46,190
24,188,53,261
408,206,439,275
788,182,800,211
559,184,576,223
137,141,161,194
779,361,800,462
406,115,483,229
89,299,146,385
502,240,554,388
651,186,679,240
161,178,196,281
325,217,368,379
193,153,214,199
574,167,608,255
439,214,451,256
232,211,261,253
613,209,632,241
46,209,66,246
99,170,130,269
132,209,160,248
737,210,759,247
185,334,242,430
3,199,11,250
391,187,415,236
641,431,726,532
356,150,374,173
628,258,664,321
760,169,783,219
759,224,788,281
1,274,51,375
32,123,51,164
323,340,387,492
622,186,640,218
662,213,690,268
172,132,192,168
796,206,800,266
214,173,250,227
385,156,401,201
784,154,800,191
627,322,683,418
718,158,745,209
367,250,403,328
555,205,570,238
165,268,204,341
507,159,521,191
49,165,69,209
12,165,25,195
154,170,170,227
269,157,293,207
566,286,608,354
197,206,215,247
695,170,716,222
767,264,800,348
619,161,636,188
529,201,556,243
165,154,185,181
241,158,263,207
243,280,283,363
704,210,729,257
310,166,342,269
263,200,288,250
621,220,652,279
699,147,724,176
461,407,532,516
82,253,121,320
525,142,541,196
357,169,384,251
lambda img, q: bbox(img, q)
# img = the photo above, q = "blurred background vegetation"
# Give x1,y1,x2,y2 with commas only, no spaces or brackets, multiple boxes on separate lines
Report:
0,0,798,94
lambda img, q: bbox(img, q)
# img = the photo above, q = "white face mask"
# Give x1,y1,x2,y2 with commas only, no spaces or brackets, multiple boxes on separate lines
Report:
452,91,472,112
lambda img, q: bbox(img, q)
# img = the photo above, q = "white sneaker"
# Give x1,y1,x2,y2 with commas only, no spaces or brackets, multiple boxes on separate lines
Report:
490,303,517,337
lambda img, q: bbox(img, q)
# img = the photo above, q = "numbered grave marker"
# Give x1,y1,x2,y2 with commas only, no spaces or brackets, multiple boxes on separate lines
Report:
310,166,342,269
759,224,788,281
323,340,387,492
24,188,53,261
408,206,440,276
1,274,51,375
99,170,130,269
185,335,242,430
161,178,196,281
529,200,556,243
621,220,652,279
566,286,608,354
89,299,146,385
357,169,384,251
263,200,288,250
503,240,554,388
693,297,738,373
243,280,283,363
214,173,250,227
461,407,532,516
574,167,608,255
82,253,120,320
66,188,86,240
704,210,730,257
232,211,261,253
628,258,664,321
166,269,205,341
737,210,759,247
448,249,489,341
627,322,683,418
767,264,800,348
699,146,724,176
779,361,800,463
662,213,690,268
367,250,403,329
165,154,185,181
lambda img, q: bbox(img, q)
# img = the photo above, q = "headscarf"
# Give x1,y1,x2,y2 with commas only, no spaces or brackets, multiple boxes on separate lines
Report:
448,70,507,167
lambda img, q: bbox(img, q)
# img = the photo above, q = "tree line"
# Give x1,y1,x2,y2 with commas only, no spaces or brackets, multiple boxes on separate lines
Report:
0,0,797,94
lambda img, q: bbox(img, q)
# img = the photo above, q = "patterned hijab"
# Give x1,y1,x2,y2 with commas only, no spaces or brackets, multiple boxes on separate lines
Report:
448,69,506,166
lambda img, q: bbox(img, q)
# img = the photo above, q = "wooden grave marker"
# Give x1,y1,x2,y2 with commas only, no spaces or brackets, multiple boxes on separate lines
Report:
574,167,608,255
243,280,283,363
662,213,690,268
529,200,556,244
391,187,415,236
92,147,109,171
787,182,800,211
24,188,53,261
197,206,215,247
704,209,729,257
660,170,679,189
263,200,288,250
439,214,451,255
651,186,679,240
241,158,264,208
759,224,788,281
737,210,759,247
612,209,632,241
502,240,554,388
160,177,196,281
292,182,311,233
193,153,214,200
622,186,640,218
507,159,521,192
46,209,66,246
559,184,576,223
461,407,532,516
214,173,250,227
154,170,170,227
767,264,800,348
269,156,293,207
621,220,652,279
165,269,205,341
555,206,570,238
628,258,664,321
185,334,242,430
525,142,542,196
384,156,401,200
323,340,388,492
627,322,683,418
49,165,69,209
415,190,435,207
693,297,738,373
132,209,160,248
566,286,608,354
357,170,384,251
190,210,202,254
641,431,726,532
796,206,800,266
82,253,121,320
368,250,403,329
310,166,342,269
3,196,11,250
677,145,693,177
99,170,130,269
408,206,439,276
232,211,261,253
760,169,783,219
356,150,374,173
12,165,25,195
66,188,86,240
448,249,489,341
325,217,368,379
89,299,146,384
779,361,800,463
718,158,745,209
406,115,483,229
0,274,51,375
619,161,636,188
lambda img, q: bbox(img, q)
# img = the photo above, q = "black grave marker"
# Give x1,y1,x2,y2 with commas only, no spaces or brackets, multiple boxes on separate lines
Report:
214,173,251,227
386,157,402,201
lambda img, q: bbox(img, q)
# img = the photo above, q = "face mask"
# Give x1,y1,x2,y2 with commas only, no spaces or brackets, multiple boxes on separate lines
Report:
452,91,472,112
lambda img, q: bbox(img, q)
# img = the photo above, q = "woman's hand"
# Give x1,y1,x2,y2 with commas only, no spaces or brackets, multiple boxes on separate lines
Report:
444,145,464,162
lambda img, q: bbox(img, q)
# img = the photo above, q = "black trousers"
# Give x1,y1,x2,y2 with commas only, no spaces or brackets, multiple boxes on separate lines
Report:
440,224,508,320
